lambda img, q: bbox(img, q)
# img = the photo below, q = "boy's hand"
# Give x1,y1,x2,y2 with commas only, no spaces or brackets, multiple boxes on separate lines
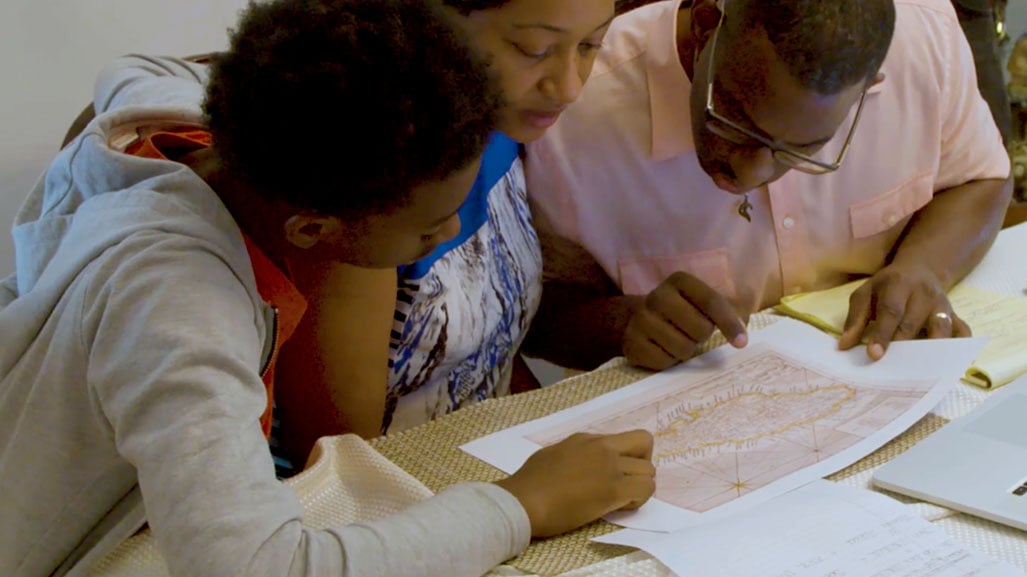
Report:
494,430,656,538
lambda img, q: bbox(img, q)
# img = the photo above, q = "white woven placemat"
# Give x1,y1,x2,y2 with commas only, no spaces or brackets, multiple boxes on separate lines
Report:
85,434,434,577
84,312,1026,576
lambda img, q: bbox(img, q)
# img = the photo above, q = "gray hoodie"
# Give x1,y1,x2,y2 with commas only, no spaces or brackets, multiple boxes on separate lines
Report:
0,55,529,577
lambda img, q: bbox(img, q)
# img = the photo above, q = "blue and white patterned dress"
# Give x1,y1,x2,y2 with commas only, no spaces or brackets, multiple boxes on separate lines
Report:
385,134,542,433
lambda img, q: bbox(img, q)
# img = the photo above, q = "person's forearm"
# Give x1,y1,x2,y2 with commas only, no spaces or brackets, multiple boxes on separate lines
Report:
328,483,529,577
522,282,642,370
276,263,395,466
889,177,1012,287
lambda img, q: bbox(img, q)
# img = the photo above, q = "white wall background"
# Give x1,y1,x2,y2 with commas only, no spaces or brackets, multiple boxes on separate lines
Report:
1,2,1026,278
1004,3,1027,64
0,0,249,278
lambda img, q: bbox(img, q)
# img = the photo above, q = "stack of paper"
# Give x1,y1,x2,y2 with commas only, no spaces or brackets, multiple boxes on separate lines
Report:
597,481,1023,577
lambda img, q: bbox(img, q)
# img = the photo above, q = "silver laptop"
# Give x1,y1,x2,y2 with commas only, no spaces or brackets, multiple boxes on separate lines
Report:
873,373,1027,531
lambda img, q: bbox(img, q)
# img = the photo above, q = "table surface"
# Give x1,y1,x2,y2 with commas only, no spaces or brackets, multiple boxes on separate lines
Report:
369,224,1027,576
370,353,1027,576
86,225,1027,577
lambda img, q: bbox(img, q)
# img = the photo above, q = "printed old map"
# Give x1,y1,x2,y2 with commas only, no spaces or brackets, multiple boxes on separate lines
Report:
462,319,982,530
525,345,934,513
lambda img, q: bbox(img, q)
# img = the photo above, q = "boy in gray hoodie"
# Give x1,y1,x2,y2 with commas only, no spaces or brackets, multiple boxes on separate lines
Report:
0,1,656,575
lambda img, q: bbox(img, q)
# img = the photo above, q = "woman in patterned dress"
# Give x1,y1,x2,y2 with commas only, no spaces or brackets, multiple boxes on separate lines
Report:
275,0,617,466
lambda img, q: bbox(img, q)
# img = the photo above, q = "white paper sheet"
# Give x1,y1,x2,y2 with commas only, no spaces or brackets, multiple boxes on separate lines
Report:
961,221,1027,297
462,319,987,532
594,480,1023,577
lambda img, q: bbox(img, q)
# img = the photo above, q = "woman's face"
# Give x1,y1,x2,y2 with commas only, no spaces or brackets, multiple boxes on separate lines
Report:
459,0,615,143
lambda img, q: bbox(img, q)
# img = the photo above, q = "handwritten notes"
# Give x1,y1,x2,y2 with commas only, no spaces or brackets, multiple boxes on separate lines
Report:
775,281,1027,389
596,481,1022,577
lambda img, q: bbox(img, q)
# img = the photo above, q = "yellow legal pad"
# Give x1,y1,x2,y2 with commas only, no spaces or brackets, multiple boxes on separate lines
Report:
774,280,1027,389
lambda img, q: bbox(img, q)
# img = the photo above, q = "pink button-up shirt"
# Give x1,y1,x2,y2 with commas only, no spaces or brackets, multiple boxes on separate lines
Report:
527,0,1010,315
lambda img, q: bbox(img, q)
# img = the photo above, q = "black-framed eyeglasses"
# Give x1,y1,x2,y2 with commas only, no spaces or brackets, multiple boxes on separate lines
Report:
702,3,866,175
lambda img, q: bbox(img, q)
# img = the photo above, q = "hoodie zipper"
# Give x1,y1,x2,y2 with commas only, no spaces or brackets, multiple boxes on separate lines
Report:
259,306,280,379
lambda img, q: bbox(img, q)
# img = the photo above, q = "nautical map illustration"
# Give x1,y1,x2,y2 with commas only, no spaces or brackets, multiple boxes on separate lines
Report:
525,346,933,513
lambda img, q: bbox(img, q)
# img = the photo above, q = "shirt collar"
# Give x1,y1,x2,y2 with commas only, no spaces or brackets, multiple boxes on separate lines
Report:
647,0,696,162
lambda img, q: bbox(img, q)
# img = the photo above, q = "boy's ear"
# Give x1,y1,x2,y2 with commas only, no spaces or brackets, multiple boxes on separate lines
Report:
284,213,338,250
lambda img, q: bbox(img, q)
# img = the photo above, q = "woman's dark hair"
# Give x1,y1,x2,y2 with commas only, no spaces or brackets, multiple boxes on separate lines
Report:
205,0,501,217
615,0,658,15
441,0,510,15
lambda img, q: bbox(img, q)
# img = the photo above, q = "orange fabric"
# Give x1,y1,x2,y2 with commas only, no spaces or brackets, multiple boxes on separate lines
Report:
125,128,212,159
242,235,308,437
125,126,308,438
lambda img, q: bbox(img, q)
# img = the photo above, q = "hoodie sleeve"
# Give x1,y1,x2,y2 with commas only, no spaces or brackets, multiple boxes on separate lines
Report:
93,54,210,115
80,213,530,575
0,274,15,307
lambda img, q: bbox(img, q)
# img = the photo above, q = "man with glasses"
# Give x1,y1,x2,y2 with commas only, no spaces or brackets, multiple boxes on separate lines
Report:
523,0,1012,372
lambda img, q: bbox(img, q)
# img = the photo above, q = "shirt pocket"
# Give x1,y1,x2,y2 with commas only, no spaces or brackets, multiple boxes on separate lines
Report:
848,172,934,239
617,247,736,299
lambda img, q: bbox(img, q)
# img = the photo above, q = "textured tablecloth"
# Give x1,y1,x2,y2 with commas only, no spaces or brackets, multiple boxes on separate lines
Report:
87,314,1027,576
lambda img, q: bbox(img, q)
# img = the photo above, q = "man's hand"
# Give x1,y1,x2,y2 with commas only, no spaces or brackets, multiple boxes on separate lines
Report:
494,430,656,538
838,263,971,360
623,272,748,370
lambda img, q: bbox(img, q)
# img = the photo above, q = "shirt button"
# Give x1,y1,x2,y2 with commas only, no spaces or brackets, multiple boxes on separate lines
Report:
885,213,899,226
782,216,795,229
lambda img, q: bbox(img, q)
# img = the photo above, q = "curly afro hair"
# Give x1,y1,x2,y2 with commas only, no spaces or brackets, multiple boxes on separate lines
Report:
204,0,501,218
